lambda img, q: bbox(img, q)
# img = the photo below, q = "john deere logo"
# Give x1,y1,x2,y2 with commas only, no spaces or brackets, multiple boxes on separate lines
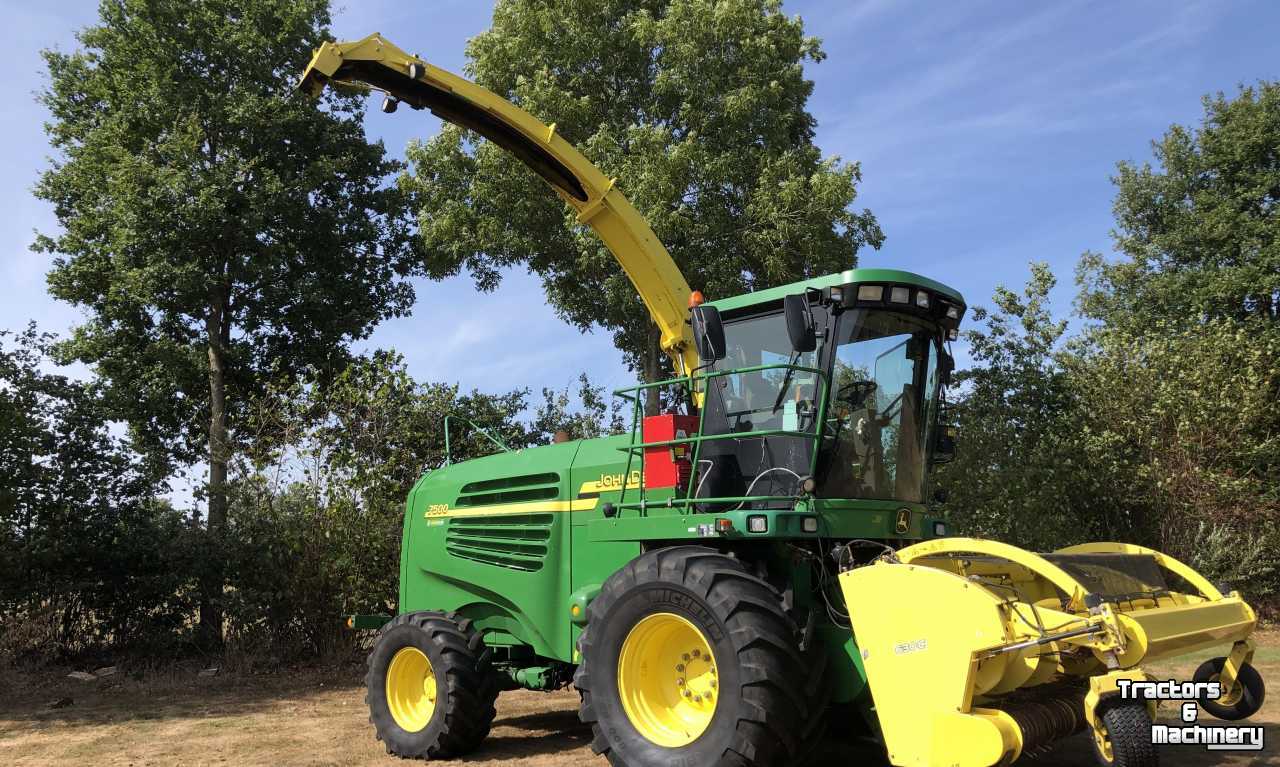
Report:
895,509,911,534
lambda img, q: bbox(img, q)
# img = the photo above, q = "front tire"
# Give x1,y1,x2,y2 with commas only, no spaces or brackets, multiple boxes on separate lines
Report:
1090,699,1158,767
365,611,500,759
1193,657,1265,721
575,546,826,767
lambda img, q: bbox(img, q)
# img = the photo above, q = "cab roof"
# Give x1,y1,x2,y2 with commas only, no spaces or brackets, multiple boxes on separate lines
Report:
705,268,965,315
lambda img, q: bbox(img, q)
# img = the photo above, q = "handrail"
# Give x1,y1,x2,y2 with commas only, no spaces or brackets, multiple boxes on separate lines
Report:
611,361,828,399
611,362,830,513
443,414,512,465
299,33,699,376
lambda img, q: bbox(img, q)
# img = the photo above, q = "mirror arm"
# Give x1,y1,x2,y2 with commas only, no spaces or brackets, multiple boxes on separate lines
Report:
805,287,825,339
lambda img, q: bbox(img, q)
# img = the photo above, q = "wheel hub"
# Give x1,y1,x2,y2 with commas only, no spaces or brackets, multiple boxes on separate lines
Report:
617,612,720,747
386,646,437,732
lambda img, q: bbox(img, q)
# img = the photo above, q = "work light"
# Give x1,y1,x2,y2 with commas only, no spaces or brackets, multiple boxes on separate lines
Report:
857,285,883,302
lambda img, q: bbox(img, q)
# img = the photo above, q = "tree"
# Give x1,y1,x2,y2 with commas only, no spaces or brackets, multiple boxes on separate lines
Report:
530,373,627,442
403,0,882,398
1078,81,1280,329
35,0,416,645
934,264,1105,550
1070,80,1280,602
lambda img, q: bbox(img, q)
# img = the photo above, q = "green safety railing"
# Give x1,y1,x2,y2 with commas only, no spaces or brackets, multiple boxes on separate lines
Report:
443,414,512,465
611,362,830,515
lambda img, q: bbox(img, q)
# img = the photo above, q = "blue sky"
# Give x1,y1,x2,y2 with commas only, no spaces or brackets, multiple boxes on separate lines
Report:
3,0,1277,399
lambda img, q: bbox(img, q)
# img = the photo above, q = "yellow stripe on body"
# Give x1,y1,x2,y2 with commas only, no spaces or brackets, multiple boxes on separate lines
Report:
428,498,599,520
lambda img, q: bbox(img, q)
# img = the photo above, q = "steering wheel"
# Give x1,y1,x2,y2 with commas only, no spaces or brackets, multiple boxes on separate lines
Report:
836,380,877,409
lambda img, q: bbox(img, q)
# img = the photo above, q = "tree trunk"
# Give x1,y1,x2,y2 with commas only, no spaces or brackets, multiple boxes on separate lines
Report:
643,323,661,417
199,296,230,649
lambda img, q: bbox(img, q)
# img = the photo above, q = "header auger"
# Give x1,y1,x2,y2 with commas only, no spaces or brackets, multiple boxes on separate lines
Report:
301,34,1265,767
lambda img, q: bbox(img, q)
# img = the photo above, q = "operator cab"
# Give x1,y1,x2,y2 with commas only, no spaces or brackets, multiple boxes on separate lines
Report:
691,273,963,509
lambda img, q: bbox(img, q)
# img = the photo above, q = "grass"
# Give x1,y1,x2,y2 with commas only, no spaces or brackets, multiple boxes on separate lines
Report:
0,632,1275,766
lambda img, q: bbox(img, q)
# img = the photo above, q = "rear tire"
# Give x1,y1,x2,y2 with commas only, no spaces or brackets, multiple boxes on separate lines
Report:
575,546,828,767
366,611,500,759
1193,658,1265,721
1089,700,1158,767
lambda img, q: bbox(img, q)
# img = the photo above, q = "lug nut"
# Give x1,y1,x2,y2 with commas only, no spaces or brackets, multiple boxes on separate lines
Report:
683,690,692,698
677,678,685,686
676,663,685,672
682,653,690,662
710,680,717,689
693,695,702,703
692,649,701,658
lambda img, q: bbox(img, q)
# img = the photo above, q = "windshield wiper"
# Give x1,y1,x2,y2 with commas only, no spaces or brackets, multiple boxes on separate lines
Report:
771,351,800,414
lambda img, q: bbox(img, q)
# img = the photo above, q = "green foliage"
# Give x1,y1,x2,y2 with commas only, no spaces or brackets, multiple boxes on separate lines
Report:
222,353,619,660
35,0,415,473
1067,319,1280,536
935,264,1102,551
1078,81,1280,329
1,331,623,662
942,83,1280,609
0,326,197,661
531,373,627,441
403,0,882,375
1181,521,1280,601
35,0,419,644
942,269,1280,604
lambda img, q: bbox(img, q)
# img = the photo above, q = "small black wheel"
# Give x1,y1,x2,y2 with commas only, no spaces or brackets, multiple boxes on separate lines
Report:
365,611,500,759
1193,657,1266,721
1090,700,1158,767
575,546,828,767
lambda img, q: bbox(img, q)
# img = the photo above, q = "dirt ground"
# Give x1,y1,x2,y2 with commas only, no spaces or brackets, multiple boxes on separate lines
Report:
2,633,1275,767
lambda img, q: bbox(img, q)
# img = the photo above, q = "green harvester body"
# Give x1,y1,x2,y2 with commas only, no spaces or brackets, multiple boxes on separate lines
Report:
398,266,959,705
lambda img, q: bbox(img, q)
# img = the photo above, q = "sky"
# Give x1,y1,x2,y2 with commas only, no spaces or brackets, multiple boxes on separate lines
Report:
2,1,1277,410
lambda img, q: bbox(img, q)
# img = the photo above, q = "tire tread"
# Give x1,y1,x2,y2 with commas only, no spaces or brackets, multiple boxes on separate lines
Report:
576,546,829,767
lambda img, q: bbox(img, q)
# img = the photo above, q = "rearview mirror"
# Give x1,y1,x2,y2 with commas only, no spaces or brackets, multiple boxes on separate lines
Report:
690,305,726,362
939,350,955,386
783,294,816,353
932,423,958,464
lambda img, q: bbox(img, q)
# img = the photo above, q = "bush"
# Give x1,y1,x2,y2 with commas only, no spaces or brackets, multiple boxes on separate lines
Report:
0,325,195,663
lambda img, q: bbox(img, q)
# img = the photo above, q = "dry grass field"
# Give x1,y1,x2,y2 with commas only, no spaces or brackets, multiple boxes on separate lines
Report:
2,631,1275,767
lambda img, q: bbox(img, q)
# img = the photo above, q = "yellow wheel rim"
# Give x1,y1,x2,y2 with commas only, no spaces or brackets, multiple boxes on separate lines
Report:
386,646,437,732
1092,720,1114,763
1208,672,1244,706
617,612,720,747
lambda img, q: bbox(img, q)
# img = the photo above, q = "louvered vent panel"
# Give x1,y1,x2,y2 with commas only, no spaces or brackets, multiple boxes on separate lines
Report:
455,472,561,507
445,513,554,571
